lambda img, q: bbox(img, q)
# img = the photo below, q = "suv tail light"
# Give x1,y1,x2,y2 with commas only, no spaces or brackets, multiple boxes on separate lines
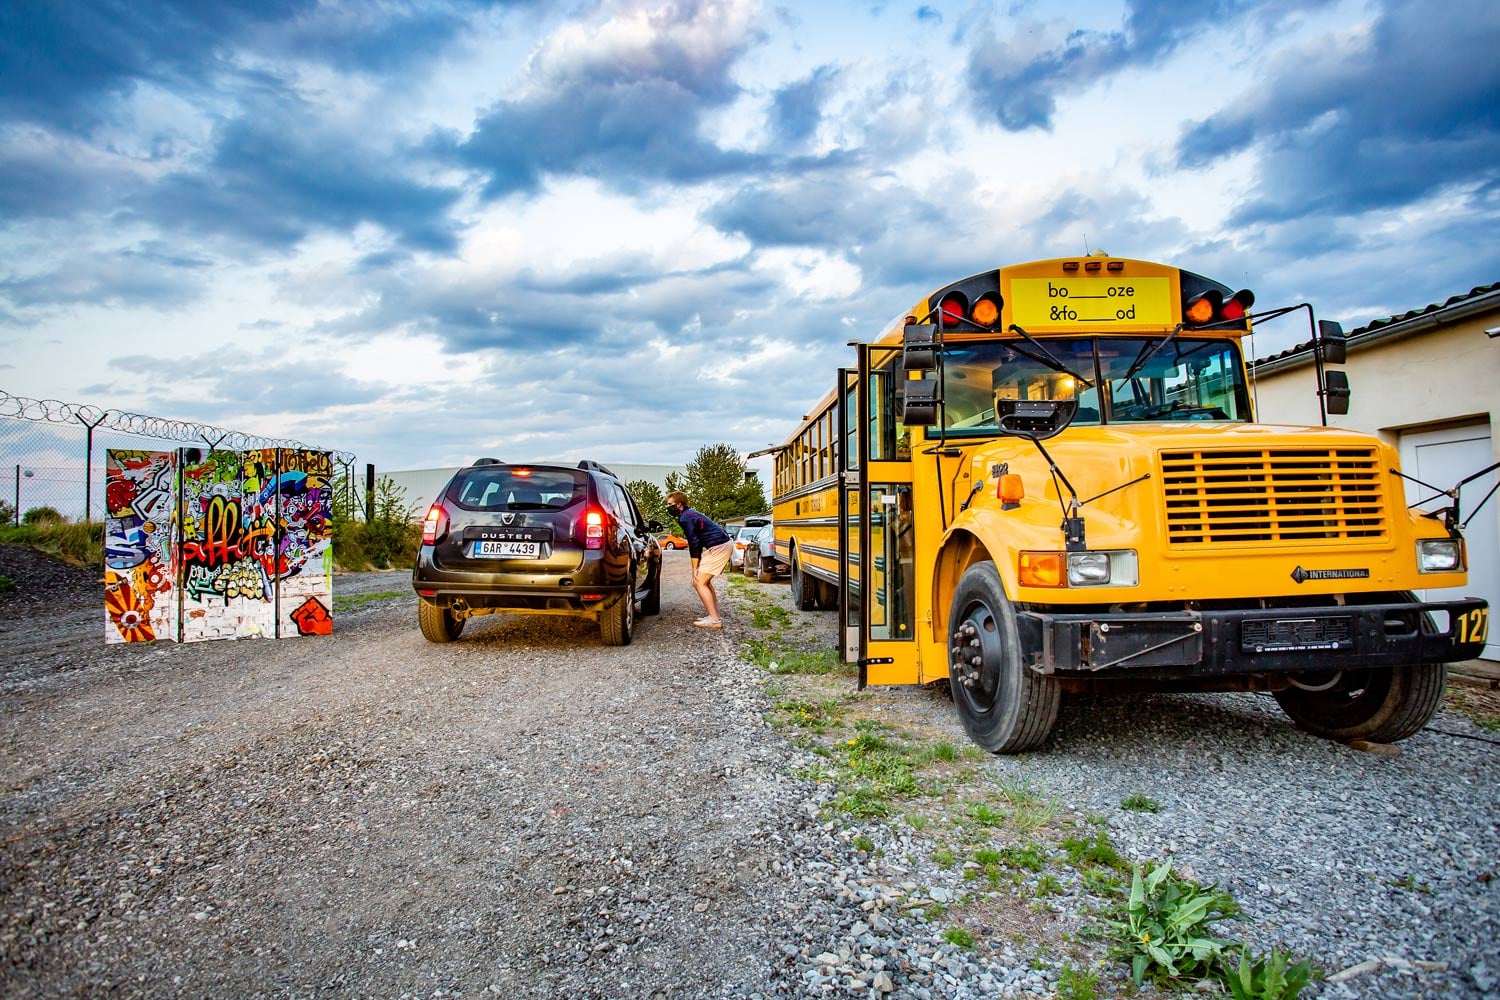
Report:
585,508,605,549
422,505,448,545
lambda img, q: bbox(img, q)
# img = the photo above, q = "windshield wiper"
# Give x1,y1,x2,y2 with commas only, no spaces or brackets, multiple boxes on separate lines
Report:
1121,323,1185,381
1005,325,1094,387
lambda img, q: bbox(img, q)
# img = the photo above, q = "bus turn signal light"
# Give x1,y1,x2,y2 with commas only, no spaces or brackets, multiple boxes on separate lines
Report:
1019,551,1065,588
996,474,1024,504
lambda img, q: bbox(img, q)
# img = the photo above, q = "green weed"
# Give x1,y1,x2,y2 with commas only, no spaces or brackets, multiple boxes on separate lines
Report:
1221,947,1316,1000
333,590,404,612
1107,862,1239,984
1121,793,1163,813
942,927,976,950
1056,963,1101,1000
1063,830,1125,870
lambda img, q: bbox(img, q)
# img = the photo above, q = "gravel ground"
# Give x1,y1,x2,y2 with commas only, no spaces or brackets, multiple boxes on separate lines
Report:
1,545,1497,999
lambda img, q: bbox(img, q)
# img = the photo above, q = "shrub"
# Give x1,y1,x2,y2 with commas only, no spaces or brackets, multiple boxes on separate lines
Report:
22,506,65,525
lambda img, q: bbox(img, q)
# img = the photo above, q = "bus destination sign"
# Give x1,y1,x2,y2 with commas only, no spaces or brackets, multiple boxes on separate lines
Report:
1010,276,1172,329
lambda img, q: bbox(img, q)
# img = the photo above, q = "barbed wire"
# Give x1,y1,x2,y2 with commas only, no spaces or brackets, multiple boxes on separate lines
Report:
0,390,356,466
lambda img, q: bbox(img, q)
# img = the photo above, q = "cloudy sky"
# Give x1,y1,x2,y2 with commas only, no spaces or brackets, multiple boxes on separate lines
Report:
2,0,1497,475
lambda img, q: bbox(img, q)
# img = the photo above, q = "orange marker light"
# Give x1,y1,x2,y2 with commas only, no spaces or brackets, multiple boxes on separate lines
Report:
1019,551,1066,588
971,297,1000,326
996,474,1024,503
1184,291,1221,325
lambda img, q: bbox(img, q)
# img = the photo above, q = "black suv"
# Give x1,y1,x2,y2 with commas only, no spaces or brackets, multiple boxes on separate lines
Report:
412,459,664,645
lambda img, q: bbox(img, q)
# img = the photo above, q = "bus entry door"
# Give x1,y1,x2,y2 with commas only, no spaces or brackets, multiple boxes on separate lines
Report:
855,344,917,688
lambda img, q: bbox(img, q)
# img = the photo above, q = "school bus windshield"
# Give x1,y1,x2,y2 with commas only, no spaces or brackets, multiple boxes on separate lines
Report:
939,336,1251,432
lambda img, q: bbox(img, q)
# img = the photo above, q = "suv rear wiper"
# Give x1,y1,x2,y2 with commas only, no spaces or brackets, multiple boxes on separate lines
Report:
1006,324,1094,387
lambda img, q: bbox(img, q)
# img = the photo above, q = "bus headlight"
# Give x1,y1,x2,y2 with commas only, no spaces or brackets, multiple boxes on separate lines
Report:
1417,539,1463,573
1067,550,1139,587
1067,552,1111,585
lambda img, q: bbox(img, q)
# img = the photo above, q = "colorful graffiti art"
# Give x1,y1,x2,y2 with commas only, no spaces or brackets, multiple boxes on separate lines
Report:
270,449,334,639
104,446,335,645
104,450,179,645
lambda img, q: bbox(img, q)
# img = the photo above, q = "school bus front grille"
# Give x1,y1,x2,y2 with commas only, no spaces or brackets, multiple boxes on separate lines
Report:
1159,447,1388,546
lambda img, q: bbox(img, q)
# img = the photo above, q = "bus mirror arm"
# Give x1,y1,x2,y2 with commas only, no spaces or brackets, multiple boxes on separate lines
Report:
1394,460,1500,537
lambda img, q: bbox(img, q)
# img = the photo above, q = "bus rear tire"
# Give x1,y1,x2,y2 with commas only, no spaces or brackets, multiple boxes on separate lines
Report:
947,562,1059,753
1272,664,1445,743
791,552,818,611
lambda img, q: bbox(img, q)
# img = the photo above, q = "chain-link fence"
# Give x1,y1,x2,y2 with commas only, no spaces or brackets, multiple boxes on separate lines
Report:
0,391,359,526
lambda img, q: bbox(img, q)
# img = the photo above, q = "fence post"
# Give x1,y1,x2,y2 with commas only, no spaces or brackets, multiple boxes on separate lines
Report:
365,463,375,522
77,411,106,522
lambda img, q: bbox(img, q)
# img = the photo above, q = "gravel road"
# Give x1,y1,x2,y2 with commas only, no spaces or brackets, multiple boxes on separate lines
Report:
2,544,1497,999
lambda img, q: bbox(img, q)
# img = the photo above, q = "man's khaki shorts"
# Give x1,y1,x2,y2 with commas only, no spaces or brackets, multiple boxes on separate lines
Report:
694,540,734,581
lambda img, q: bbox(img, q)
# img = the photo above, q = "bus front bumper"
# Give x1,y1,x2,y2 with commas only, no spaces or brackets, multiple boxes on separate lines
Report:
1019,597,1489,675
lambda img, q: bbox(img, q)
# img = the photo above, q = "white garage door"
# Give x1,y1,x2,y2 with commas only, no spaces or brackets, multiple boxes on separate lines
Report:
1399,423,1499,661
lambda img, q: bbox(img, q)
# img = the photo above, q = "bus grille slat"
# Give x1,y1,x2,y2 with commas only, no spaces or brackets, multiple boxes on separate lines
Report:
1159,447,1389,545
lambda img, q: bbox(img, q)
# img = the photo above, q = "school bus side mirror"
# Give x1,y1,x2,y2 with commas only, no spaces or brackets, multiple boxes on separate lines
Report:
901,375,940,425
996,398,1077,441
1323,369,1351,415
1318,320,1347,364
902,323,938,372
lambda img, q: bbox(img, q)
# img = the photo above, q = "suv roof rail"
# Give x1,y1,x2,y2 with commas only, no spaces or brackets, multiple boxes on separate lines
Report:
577,460,617,479
471,457,503,466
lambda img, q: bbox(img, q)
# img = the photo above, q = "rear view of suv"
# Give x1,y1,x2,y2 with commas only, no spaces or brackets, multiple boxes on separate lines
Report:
412,459,664,645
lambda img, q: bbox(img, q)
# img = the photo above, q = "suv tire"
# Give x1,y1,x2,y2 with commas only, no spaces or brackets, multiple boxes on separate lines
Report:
600,586,634,646
417,599,464,643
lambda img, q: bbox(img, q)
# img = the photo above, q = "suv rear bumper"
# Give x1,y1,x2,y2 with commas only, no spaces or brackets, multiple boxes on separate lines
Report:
1019,597,1488,676
412,551,628,611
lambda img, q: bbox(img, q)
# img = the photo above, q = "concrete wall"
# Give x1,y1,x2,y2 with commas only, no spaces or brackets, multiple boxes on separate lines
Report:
1251,319,1499,449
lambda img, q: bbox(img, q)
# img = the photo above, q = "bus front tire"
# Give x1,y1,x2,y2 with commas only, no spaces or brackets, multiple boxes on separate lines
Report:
418,599,464,643
947,562,1059,753
1272,664,1445,743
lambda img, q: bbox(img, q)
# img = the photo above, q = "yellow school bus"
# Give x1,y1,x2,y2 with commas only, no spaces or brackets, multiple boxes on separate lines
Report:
767,254,1490,752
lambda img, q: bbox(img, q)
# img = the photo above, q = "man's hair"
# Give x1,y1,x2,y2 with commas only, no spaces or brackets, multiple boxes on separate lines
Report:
665,491,689,507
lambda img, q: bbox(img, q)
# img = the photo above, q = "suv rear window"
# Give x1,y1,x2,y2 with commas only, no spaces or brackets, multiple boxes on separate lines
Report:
448,467,587,511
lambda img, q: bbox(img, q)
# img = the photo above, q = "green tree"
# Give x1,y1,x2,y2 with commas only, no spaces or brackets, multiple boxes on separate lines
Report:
626,479,672,529
674,443,767,524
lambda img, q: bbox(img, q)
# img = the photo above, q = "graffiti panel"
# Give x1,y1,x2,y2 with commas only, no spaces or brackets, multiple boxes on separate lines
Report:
104,449,179,644
273,449,334,636
179,449,277,643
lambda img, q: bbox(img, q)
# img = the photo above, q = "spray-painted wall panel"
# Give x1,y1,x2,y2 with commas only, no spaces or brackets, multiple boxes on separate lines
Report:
104,446,334,644
179,449,277,643
104,450,179,644
271,449,334,637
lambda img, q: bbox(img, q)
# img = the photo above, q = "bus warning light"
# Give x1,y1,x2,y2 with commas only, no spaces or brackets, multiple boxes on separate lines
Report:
1184,290,1222,325
971,295,1001,326
996,474,1025,505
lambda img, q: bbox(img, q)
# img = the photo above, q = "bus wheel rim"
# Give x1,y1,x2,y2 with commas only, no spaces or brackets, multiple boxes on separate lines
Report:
951,602,1001,712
